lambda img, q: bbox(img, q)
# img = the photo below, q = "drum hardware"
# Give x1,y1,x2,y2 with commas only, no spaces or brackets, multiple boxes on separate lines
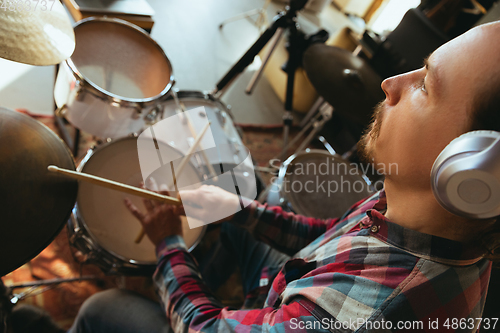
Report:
134,122,212,243
211,0,329,162
318,136,336,155
163,90,253,184
294,103,333,153
1,274,99,333
171,90,219,181
68,137,206,275
55,105,68,118
144,104,163,125
54,17,175,140
266,149,374,220
299,96,325,128
269,100,333,163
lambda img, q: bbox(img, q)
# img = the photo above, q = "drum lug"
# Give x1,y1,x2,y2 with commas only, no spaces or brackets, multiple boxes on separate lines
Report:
69,227,83,244
132,106,143,119
55,105,68,117
73,250,90,264
144,104,162,125
74,80,86,102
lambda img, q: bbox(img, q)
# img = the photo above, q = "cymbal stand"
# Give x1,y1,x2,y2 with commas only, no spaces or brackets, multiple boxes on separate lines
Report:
212,0,310,162
1,276,98,333
268,101,333,162
292,102,333,154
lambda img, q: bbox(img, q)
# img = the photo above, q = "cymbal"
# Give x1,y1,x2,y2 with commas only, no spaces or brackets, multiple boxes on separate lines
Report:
0,1,75,66
0,108,77,276
303,44,385,126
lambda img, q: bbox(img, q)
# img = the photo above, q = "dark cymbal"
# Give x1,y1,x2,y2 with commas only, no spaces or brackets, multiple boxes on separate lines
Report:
0,108,77,277
303,43,385,126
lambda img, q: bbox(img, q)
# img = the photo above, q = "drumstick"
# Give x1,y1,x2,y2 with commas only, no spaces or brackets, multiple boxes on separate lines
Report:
172,121,212,186
47,165,181,206
172,95,218,182
184,113,219,182
134,121,212,244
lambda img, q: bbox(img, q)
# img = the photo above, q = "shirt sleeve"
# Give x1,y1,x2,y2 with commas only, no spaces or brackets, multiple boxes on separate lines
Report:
154,236,322,333
228,198,340,256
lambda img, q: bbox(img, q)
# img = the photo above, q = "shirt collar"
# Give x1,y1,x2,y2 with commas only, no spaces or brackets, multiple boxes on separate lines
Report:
359,190,486,266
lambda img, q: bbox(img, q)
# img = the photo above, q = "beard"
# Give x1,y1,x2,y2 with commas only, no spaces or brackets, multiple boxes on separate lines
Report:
358,101,385,164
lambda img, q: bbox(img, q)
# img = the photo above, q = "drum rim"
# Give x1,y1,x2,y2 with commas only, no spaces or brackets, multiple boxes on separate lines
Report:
73,136,206,267
65,17,175,106
166,89,230,111
278,148,373,204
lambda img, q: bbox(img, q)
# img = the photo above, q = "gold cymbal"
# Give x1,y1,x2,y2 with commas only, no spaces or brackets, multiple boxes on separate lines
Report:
0,1,75,66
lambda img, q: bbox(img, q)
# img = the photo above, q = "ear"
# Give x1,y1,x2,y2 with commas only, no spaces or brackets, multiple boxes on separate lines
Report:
431,130,500,219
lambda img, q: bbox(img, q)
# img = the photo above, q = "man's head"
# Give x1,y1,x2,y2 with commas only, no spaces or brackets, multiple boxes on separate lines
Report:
359,22,500,190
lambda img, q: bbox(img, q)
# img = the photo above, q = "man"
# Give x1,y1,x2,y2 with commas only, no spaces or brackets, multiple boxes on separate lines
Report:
69,21,500,332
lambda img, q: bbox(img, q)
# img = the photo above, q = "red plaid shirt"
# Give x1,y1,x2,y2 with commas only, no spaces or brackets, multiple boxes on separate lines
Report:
155,191,492,332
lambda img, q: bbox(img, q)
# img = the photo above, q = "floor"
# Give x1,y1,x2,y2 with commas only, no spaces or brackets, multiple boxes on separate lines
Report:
0,0,358,126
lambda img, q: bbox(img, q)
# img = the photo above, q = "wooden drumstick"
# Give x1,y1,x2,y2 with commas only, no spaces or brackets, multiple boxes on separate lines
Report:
184,113,219,182
47,165,181,205
172,94,218,181
134,121,212,244
171,121,211,186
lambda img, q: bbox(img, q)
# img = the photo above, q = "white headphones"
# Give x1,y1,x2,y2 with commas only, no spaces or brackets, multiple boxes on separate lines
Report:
431,130,500,219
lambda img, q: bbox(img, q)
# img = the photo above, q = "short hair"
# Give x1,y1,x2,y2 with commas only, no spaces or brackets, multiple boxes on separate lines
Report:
469,75,500,260
469,74,500,133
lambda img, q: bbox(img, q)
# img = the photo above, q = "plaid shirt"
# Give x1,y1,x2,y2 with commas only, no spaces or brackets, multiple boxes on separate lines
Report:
155,191,492,332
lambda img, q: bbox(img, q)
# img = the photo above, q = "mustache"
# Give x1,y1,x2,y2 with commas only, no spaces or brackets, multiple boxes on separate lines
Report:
364,101,385,140
357,101,385,163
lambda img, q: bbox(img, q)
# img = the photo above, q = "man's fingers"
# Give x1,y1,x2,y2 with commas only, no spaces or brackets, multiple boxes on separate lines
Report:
143,198,155,212
175,205,186,216
124,198,145,222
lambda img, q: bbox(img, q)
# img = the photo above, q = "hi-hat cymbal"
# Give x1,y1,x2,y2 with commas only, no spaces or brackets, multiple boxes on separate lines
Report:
303,44,385,127
0,108,77,276
0,1,75,66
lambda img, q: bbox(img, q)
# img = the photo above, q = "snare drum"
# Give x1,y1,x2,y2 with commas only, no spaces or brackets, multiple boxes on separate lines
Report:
54,17,174,139
160,90,255,198
68,137,205,275
267,149,373,220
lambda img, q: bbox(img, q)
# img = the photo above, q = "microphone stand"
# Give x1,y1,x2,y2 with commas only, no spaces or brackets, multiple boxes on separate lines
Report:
212,0,310,162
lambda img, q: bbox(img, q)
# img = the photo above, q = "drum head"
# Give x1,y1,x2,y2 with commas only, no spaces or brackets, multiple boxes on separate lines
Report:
281,150,373,220
0,108,77,276
71,18,172,100
162,91,242,160
76,137,204,265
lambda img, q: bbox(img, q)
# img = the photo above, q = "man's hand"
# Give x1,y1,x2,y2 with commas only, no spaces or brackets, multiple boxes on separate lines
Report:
124,183,185,247
180,185,241,224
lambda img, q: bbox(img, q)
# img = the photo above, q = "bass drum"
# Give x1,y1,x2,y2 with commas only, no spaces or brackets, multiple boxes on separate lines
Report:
267,149,374,220
68,137,205,275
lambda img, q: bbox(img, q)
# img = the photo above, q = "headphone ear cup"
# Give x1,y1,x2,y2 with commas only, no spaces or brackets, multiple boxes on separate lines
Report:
431,130,500,219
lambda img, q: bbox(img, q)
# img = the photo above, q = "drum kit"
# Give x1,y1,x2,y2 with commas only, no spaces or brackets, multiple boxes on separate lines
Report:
0,0,384,309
